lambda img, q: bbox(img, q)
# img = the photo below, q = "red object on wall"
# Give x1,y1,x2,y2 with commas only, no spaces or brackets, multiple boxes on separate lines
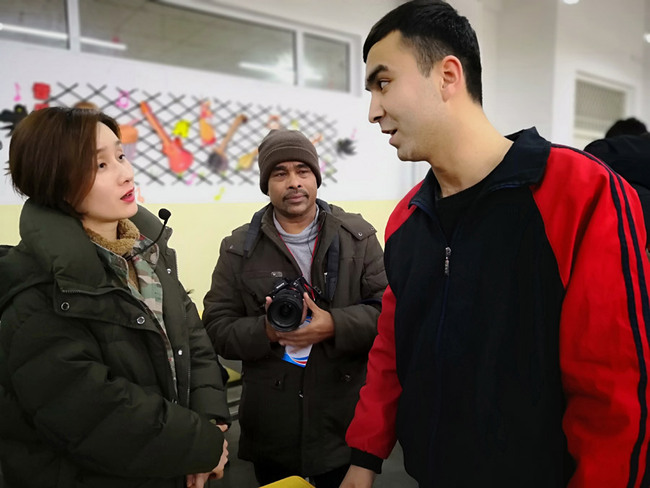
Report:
32,83,51,100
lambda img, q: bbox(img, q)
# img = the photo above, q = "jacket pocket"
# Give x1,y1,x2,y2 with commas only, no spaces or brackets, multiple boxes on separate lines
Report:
239,366,301,452
317,365,363,439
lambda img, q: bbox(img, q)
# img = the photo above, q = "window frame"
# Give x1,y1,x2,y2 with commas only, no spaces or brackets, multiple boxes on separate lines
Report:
65,0,361,95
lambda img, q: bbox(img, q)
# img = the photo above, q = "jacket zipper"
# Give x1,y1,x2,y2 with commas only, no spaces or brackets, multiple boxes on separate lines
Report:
405,203,451,462
183,292,190,407
426,182,499,466
444,247,451,277
298,368,305,472
163,247,189,405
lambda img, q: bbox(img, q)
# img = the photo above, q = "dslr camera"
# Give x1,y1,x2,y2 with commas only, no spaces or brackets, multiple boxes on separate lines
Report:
266,277,309,332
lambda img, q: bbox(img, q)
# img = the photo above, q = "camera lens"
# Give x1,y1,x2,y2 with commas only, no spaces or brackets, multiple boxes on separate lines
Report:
267,288,303,332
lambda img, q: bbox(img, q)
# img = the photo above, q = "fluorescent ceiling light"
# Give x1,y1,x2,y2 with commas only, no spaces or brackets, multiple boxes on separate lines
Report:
81,37,127,50
645,33,650,43
239,61,323,82
563,0,579,4
239,61,290,76
0,23,66,41
0,22,127,51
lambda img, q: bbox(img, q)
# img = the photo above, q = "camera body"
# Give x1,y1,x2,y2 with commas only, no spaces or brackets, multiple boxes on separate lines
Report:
266,277,309,332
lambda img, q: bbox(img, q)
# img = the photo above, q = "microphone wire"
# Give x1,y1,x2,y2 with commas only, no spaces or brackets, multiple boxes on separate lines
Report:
126,208,171,262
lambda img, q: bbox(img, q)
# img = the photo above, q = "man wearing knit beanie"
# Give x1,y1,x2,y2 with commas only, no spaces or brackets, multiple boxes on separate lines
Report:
257,129,322,195
203,129,387,487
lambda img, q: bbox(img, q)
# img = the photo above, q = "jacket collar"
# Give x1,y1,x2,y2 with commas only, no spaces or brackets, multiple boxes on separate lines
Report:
411,127,551,212
10,200,168,294
18,199,110,292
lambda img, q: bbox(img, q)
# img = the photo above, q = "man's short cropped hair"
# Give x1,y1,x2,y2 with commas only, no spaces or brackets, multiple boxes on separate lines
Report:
363,0,483,105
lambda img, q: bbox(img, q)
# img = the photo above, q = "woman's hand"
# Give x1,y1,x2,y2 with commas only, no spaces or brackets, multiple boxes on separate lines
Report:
186,424,229,486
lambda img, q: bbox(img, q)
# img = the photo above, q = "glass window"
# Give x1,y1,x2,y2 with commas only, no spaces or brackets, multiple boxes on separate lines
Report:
304,33,349,92
573,78,627,149
2,0,356,93
0,0,68,50
79,0,296,86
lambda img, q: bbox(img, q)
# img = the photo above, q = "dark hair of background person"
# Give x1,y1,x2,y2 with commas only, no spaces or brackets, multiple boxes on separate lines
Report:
362,0,483,105
605,117,648,138
9,107,121,218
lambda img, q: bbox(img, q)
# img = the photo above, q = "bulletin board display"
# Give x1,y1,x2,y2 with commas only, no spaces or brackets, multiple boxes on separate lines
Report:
0,41,397,205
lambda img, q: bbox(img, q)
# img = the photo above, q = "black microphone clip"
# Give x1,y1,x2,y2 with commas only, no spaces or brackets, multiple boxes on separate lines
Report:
126,208,171,261
157,208,171,223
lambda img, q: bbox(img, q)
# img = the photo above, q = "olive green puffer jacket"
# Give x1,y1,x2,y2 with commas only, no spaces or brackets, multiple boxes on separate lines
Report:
0,200,229,488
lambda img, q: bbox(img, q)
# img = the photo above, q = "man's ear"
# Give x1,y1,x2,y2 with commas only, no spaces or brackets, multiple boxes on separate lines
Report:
439,55,464,102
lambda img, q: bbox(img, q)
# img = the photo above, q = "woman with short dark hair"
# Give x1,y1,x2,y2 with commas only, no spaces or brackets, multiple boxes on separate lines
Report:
0,107,229,488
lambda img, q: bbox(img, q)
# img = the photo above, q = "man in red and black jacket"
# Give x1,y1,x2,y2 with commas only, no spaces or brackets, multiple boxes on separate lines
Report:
341,1,650,487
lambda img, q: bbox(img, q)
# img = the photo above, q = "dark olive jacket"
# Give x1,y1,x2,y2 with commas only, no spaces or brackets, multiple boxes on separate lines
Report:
203,200,387,476
0,200,229,488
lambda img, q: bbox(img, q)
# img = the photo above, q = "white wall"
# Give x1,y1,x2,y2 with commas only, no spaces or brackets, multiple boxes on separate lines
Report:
0,1,434,206
645,2,650,121
552,0,646,145
491,0,558,138
2,0,650,205
453,0,650,146
0,39,411,205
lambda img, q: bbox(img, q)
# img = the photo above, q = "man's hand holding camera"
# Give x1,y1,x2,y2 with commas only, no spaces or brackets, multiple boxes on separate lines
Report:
283,293,334,347
264,292,334,347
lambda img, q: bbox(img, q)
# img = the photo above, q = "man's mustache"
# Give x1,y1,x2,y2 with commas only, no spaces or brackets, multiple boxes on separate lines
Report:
283,189,308,200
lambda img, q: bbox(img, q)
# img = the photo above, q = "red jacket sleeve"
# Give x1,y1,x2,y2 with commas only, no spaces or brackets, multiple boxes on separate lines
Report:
533,147,650,488
345,285,401,461
345,183,420,466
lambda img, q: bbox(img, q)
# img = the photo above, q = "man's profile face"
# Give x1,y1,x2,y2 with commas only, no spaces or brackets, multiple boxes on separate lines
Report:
365,31,447,162
267,161,318,221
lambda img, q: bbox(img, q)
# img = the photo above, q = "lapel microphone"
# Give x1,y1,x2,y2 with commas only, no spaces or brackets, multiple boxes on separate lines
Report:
127,208,171,261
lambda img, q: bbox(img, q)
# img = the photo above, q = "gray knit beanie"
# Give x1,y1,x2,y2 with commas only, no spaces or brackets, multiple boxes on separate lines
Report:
258,129,321,194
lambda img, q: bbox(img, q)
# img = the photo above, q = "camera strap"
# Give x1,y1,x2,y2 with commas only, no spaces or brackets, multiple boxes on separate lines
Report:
325,233,339,302
316,200,340,303
243,206,267,259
